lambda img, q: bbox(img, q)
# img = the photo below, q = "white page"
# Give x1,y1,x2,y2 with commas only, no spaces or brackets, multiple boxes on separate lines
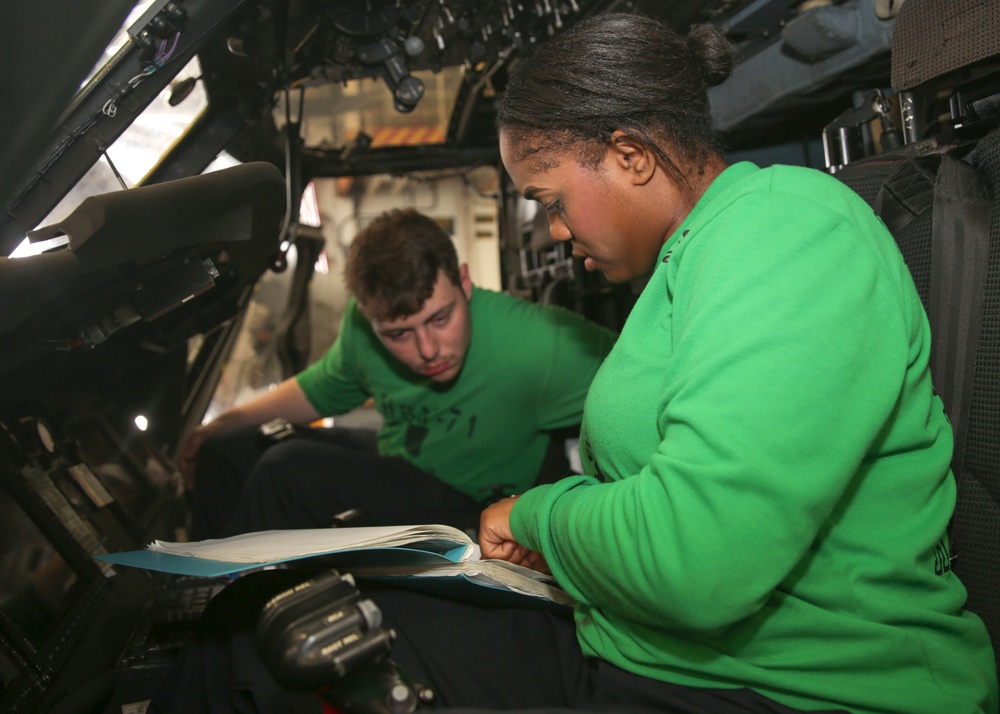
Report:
347,559,574,606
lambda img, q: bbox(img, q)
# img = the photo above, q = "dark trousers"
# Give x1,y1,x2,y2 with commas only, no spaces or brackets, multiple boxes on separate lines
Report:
150,570,847,714
189,426,483,539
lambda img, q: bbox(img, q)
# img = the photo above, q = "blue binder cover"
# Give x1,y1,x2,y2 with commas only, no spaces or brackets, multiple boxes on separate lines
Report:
95,543,471,577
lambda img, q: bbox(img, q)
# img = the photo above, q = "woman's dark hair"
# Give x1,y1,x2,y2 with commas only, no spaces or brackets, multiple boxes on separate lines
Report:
345,208,461,320
496,13,734,178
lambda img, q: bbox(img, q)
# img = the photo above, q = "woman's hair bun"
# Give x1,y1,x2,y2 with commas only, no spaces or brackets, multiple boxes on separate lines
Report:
686,24,735,88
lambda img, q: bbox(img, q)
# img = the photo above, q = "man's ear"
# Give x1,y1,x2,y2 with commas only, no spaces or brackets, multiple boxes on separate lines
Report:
609,130,656,186
459,263,473,300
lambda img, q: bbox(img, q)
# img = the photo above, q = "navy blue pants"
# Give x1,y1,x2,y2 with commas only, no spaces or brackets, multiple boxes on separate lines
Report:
188,425,483,539
150,569,847,714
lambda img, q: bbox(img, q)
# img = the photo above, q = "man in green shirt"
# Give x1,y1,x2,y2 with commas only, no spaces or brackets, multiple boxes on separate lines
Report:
181,207,615,538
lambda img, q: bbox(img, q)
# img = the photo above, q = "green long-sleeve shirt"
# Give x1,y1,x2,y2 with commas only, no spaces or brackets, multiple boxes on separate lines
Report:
512,162,997,713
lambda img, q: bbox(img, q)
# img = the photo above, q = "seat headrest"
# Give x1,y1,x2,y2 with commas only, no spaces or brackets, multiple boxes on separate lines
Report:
891,0,1000,91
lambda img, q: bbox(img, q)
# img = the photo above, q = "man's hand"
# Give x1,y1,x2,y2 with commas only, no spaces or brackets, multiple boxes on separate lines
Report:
178,420,227,491
178,378,321,491
479,497,550,574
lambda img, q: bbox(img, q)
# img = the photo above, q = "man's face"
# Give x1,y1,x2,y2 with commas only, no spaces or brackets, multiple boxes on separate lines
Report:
367,266,474,383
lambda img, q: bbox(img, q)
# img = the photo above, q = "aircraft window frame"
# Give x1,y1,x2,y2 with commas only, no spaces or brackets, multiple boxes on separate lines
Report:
45,58,207,220
10,58,213,260
274,66,464,151
76,0,162,99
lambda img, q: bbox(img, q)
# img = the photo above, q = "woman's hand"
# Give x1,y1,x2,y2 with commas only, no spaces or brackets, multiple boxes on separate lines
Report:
479,497,550,574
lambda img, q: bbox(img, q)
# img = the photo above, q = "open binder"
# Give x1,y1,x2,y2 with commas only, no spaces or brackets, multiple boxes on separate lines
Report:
95,524,573,608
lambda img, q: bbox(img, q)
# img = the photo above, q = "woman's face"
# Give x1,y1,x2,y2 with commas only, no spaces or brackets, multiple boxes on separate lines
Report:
499,130,681,283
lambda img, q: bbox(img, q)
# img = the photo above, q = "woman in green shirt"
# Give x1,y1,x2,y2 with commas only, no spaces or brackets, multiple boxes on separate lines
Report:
479,11,997,714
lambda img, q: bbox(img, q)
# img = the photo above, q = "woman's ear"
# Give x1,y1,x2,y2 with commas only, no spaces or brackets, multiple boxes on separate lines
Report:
609,130,656,186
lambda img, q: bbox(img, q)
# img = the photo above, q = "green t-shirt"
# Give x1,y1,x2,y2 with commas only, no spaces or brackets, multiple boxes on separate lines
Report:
296,286,616,500
512,162,997,713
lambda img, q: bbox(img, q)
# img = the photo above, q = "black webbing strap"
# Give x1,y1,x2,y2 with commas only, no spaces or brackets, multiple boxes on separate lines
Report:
873,147,991,484
927,152,992,480
873,157,936,235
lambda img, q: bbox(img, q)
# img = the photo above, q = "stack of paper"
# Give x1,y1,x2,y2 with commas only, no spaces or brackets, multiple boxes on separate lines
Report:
145,524,479,563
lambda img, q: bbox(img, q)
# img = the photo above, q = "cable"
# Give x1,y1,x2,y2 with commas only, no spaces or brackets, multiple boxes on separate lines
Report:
156,32,181,65
101,33,179,119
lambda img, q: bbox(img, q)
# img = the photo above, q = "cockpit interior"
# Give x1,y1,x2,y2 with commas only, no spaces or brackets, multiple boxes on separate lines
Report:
1,0,999,712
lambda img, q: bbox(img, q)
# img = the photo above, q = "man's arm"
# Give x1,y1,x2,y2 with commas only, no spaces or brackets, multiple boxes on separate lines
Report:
178,377,321,490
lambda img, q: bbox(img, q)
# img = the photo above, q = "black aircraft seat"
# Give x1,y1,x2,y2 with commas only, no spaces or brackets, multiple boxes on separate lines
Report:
834,0,1000,687
0,161,287,713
